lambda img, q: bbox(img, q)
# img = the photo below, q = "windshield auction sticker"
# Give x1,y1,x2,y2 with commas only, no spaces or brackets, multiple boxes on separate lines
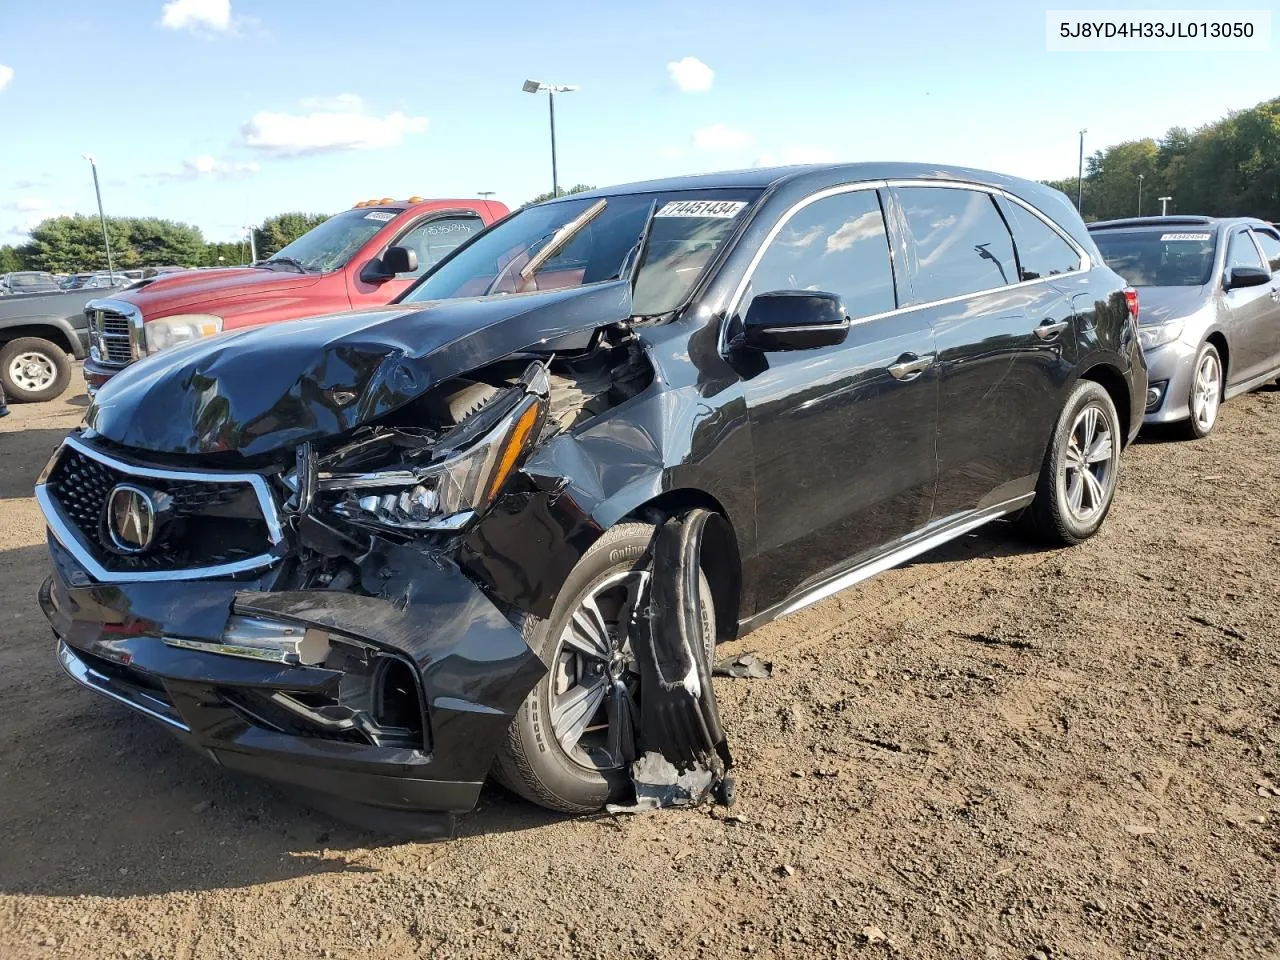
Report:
655,200,747,219
1160,233,1212,241
363,211,396,222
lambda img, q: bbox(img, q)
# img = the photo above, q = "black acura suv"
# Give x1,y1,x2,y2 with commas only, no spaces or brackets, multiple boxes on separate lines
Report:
36,163,1145,824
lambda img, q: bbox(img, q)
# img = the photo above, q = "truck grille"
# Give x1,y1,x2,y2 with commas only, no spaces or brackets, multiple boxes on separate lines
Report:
88,304,142,368
38,438,281,580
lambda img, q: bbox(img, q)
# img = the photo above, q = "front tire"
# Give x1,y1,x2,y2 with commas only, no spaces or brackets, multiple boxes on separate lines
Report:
1179,342,1223,440
1022,379,1121,546
0,337,71,403
494,522,714,813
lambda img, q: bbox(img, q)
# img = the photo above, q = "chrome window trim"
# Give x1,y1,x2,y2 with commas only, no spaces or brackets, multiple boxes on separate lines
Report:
36,434,284,584
718,178,1091,357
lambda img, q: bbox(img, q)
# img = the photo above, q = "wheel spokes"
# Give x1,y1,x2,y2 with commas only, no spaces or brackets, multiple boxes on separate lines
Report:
552,675,608,754
603,680,638,769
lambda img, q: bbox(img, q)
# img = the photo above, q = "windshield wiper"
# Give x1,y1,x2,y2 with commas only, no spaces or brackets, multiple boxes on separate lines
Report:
518,198,608,284
258,255,310,274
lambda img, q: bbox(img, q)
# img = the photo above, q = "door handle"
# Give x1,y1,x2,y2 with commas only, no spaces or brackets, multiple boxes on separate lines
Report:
1035,318,1070,340
888,352,934,380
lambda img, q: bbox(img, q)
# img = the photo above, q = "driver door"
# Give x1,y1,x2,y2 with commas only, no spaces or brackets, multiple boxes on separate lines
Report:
735,187,938,613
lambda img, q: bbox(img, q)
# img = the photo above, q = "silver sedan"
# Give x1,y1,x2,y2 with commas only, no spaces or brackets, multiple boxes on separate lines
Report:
1090,216,1280,438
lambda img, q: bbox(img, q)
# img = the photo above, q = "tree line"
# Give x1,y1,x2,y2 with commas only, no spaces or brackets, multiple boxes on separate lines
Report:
0,212,331,275
1045,96,1279,222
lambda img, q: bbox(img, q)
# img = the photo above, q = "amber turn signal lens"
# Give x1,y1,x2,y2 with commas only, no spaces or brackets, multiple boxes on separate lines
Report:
486,401,542,501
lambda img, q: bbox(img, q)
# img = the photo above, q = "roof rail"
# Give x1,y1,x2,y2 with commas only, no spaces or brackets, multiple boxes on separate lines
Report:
1089,215,1215,230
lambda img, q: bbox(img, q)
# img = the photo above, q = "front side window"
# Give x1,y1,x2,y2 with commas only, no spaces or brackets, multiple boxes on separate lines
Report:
996,197,1081,280
393,215,485,278
1249,228,1280,273
740,189,896,321
1091,228,1217,287
897,187,1017,303
1226,230,1266,274
267,208,401,273
406,189,760,315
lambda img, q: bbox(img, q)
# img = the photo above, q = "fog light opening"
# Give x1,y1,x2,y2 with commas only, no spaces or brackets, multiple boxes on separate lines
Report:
373,656,425,744
1145,383,1165,411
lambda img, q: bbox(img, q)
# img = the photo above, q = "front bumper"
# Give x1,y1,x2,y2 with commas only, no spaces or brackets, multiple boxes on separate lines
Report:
83,357,123,393
39,536,545,822
1141,338,1198,425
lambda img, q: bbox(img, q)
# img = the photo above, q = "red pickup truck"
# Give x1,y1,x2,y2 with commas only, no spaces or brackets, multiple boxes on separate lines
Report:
84,196,508,390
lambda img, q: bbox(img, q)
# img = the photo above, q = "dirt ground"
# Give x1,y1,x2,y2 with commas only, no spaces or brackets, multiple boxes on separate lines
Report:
1,367,1276,960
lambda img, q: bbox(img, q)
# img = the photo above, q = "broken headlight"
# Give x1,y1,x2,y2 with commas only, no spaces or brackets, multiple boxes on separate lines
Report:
323,374,548,532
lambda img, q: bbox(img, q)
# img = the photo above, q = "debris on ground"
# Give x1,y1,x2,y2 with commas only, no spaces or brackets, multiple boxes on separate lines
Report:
712,652,774,679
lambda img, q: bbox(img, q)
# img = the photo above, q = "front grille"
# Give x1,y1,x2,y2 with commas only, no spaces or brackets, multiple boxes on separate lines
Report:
44,442,274,575
89,307,139,367
99,312,134,364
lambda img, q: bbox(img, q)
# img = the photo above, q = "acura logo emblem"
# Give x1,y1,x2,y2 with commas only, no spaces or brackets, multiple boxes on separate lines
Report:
106,484,157,553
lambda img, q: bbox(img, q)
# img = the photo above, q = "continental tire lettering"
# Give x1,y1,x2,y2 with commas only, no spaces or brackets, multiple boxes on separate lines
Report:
609,544,645,563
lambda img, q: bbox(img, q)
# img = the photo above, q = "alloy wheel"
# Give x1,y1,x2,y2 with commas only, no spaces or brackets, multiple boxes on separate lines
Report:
1060,403,1115,524
8,351,56,393
549,569,648,772
1191,351,1221,433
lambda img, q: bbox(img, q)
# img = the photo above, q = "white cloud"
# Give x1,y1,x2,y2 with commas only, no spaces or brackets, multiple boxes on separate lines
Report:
160,0,232,33
0,65,12,93
754,146,838,167
667,56,714,93
241,100,429,156
149,154,261,181
692,123,753,152
1,198,75,241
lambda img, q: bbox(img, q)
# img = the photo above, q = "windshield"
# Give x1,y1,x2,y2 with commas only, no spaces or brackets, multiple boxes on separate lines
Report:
405,189,761,315
1092,228,1217,287
267,208,401,273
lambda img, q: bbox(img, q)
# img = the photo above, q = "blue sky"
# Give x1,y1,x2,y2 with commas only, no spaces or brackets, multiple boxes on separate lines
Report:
1,0,1276,243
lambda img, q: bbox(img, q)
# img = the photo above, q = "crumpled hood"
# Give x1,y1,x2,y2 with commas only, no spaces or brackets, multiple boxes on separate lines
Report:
1136,285,1209,325
84,281,633,458
118,267,323,314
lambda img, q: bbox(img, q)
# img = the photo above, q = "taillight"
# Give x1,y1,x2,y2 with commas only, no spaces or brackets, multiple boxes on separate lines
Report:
1124,288,1139,323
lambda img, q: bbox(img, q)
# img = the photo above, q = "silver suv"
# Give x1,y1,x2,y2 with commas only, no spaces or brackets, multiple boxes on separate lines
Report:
1090,216,1280,438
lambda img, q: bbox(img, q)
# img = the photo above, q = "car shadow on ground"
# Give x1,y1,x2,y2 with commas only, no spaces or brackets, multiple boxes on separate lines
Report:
904,519,1045,567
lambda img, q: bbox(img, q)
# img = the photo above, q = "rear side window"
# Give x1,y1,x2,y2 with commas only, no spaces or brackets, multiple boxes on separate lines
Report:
1251,229,1280,273
743,189,897,322
897,187,1017,302
996,197,1081,280
1226,231,1266,273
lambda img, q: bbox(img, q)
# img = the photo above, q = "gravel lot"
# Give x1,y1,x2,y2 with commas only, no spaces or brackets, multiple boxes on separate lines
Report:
2,368,1277,960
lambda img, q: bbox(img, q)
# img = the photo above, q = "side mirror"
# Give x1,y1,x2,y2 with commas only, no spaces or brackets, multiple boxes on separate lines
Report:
363,245,418,281
735,291,850,352
1225,265,1271,290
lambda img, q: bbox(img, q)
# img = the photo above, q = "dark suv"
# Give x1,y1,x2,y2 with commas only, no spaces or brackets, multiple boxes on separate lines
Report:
37,163,1145,825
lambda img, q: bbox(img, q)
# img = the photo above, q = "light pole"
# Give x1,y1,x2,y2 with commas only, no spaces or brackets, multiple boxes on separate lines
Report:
1076,129,1087,213
82,154,115,280
522,80,579,198
1137,174,1145,216
1158,195,1172,216
478,191,496,199
242,225,258,264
